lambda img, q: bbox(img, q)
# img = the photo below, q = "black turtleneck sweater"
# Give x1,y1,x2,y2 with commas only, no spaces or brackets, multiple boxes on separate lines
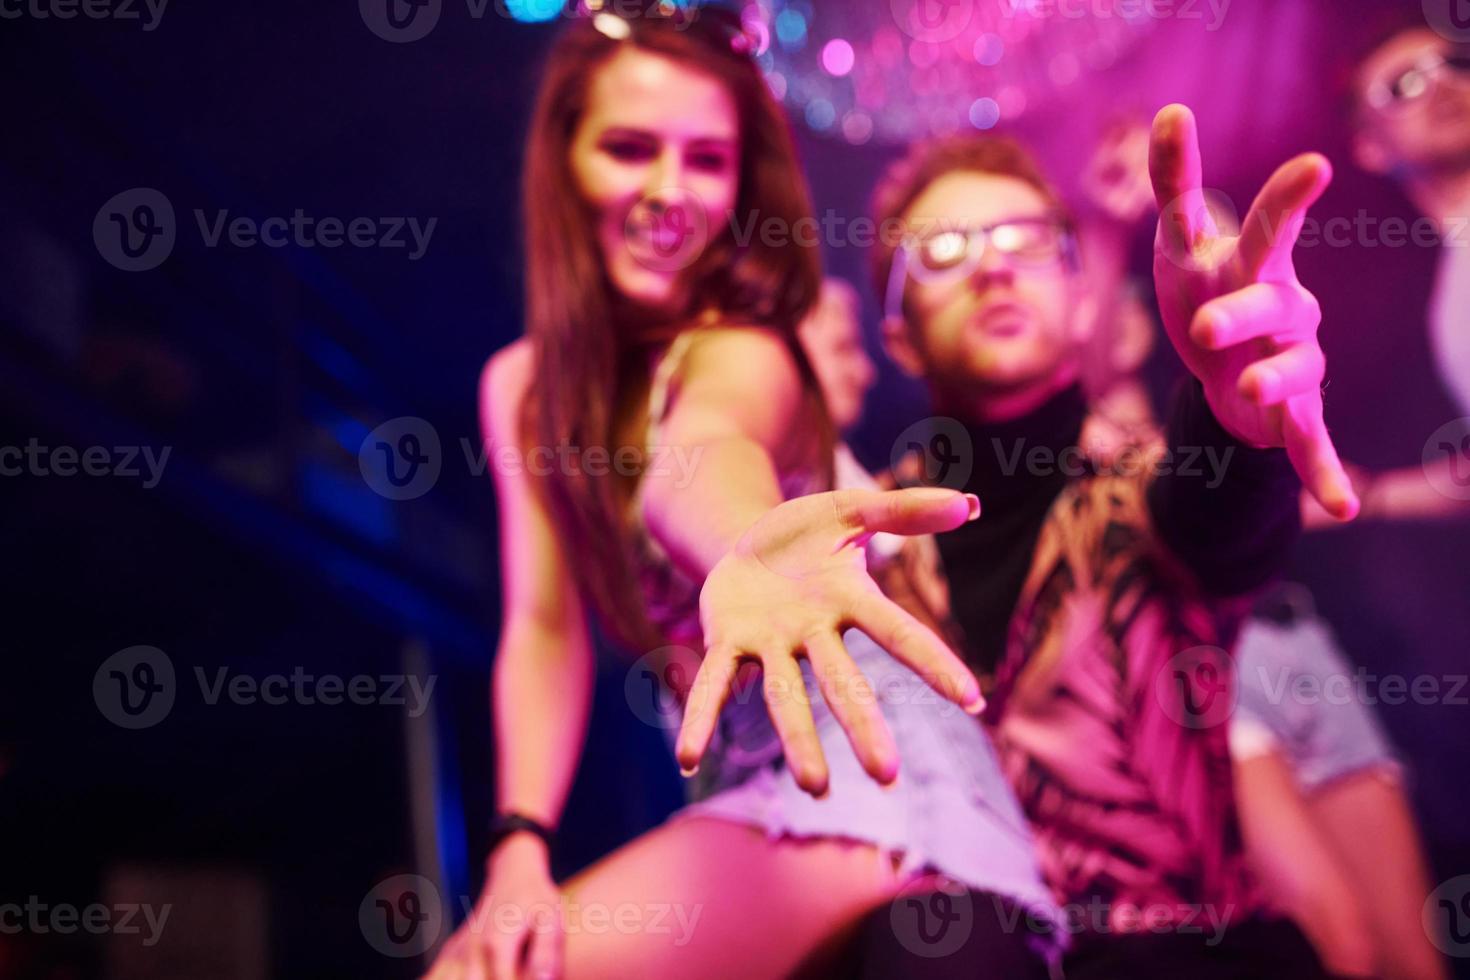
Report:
934,380,1301,675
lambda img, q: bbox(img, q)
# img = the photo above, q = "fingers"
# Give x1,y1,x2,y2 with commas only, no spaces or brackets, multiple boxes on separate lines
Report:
1238,152,1333,280
488,927,517,980
1239,342,1326,407
1190,282,1319,349
673,647,740,776
804,629,899,785
1283,394,1360,522
831,487,979,544
1149,104,1210,253
525,906,563,980
761,653,829,795
847,593,984,714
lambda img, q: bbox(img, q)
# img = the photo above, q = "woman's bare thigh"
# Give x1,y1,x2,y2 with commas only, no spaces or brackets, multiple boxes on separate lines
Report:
561,815,901,980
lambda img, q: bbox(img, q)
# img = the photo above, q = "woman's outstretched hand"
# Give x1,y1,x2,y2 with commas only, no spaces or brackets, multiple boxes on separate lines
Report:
1149,103,1359,522
675,486,985,797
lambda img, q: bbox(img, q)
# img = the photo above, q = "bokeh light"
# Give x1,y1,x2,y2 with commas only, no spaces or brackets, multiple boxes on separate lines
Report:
505,0,561,23
821,38,855,77
968,97,1000,130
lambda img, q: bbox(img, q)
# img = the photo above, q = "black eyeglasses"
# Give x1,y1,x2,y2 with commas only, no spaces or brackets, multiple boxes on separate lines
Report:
1366,48,1470,110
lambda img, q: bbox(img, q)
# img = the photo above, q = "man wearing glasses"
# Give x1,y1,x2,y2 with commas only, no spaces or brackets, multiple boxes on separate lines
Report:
1355,24,1470,421
850,110,1354,977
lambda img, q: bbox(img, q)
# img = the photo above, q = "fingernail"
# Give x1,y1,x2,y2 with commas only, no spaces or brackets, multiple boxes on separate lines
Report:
680,763,699,777
964,493,981,520
964,693,987,715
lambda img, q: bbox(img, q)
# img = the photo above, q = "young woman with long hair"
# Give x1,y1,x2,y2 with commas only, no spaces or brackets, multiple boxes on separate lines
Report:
425,8,1061,978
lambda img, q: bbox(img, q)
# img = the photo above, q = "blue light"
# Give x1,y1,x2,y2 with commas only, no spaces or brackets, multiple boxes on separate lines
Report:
775,9,807,50
805,98,836,131
505,0,562,23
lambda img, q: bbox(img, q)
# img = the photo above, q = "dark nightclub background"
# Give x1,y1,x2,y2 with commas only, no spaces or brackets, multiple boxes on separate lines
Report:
1,0,1467,977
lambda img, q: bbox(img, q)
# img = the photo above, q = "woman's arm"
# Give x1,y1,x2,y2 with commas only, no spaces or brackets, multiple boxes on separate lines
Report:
428,341,592,980
640,327,805,576
645,326,985,796
482,339,594,832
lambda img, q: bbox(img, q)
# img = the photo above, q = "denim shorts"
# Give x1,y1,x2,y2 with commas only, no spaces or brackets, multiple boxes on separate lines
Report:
1230,611,1403,794
672,628,1066,961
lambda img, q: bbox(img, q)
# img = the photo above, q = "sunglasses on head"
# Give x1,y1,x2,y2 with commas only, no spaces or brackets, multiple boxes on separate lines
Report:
1366,48,1470,110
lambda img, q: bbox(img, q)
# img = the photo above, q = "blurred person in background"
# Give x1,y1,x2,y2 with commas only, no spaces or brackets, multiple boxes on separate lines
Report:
853,106,1359,978
1219,22,1470,980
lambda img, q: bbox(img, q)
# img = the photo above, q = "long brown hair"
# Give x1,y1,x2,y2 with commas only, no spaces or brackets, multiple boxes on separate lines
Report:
520,8,829,652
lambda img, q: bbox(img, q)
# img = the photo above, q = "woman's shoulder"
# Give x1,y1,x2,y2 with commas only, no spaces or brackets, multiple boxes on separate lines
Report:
479,337,535,440
677,319,801,379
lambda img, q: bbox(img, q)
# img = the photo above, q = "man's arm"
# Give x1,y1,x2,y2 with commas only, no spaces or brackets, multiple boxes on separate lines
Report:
1148,377,1301,595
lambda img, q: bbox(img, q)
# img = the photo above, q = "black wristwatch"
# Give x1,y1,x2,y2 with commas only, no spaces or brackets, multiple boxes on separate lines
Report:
488,812,556,855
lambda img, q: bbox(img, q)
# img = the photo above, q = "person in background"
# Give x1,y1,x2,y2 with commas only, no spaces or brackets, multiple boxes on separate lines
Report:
1222,22,1470,980
852,107,1358,978
796,276,879,491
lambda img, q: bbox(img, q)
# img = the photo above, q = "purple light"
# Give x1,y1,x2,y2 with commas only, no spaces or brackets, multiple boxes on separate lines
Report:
968,97,1000,130
821,38,855,77
973,33,1004,66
